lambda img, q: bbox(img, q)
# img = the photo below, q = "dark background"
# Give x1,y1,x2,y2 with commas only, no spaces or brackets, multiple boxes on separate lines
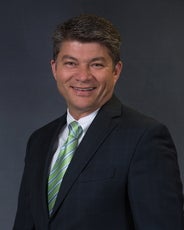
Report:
0,0,184,228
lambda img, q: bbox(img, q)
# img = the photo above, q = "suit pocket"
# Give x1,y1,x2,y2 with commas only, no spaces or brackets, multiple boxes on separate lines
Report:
79,167,116,183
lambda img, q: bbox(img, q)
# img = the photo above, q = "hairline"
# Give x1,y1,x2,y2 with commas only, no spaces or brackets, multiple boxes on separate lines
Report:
53,38,119,66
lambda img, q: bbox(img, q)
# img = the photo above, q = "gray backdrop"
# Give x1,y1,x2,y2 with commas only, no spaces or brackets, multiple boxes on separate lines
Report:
1,0,184,229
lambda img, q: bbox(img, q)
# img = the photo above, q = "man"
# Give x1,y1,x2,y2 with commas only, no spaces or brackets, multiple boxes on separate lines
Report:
13,14,184,229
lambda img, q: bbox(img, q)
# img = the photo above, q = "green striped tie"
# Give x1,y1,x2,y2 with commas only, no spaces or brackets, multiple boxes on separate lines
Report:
48,121,83,215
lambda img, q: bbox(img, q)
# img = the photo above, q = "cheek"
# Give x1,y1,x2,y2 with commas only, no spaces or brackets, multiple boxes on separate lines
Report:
55,71,69,84
107,76,117,88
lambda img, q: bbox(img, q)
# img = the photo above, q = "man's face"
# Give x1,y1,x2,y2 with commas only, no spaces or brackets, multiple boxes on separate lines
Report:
51,40,122,119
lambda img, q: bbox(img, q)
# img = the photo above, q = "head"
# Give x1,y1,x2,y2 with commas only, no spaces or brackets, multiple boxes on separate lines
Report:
52,14,121,66
51,14,123,119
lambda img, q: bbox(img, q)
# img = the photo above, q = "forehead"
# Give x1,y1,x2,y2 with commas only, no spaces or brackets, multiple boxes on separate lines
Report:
58,40,112,61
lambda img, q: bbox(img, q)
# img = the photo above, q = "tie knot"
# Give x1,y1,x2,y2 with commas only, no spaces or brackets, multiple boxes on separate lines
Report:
68,121,83,139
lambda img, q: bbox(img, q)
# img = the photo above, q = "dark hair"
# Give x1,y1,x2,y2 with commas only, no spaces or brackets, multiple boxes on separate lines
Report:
52,14,121,64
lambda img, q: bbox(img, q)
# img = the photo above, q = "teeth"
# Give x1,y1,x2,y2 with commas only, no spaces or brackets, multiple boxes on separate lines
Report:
73,87,94,91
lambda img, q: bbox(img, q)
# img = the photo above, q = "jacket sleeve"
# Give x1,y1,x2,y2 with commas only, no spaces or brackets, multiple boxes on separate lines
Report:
13,137,35,230
128,124,184,229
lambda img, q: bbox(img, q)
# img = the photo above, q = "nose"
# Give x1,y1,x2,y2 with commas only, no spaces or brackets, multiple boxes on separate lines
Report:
75,65,92,82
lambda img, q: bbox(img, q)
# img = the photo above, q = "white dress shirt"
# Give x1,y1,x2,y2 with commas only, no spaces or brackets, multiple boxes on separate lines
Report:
50,109,99,169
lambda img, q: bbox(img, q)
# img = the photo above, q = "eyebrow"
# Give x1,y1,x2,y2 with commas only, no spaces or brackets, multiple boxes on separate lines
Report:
61,55,78,61
61,55,106,63
90,57,106,62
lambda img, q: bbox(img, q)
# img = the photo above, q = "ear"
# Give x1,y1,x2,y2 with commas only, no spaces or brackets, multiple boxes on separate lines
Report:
113,61,123,82
50,59,57,80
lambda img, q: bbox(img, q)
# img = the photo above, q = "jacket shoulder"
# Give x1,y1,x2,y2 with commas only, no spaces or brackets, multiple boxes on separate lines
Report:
29,115,66,142
121,104,164,129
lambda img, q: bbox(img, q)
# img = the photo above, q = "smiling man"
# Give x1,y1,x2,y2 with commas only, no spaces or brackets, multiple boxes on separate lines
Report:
51,40,122,119
13,14,184,230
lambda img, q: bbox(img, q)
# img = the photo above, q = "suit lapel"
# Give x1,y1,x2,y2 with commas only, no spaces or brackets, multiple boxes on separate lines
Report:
41,115,67,219
51,95,122,217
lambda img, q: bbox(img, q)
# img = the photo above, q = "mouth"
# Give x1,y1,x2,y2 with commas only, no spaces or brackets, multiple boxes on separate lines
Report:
71,86,96,91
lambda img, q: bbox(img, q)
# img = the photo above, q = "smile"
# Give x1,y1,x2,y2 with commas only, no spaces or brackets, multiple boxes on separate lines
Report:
71,87,96,91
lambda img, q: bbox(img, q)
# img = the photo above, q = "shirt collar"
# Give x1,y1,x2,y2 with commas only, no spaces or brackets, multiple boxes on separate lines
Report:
66,109,100,133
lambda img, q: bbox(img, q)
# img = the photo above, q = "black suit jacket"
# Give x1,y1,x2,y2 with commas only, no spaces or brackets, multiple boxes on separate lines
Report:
13,95,184,229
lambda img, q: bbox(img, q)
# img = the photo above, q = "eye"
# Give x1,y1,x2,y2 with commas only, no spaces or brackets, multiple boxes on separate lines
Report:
91,63,104,69
64,61,77,67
